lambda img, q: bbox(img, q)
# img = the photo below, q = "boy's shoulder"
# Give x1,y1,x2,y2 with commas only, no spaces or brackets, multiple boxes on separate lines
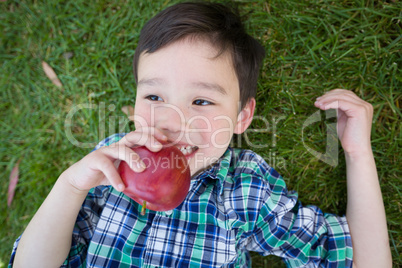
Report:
223,147,280,179
203,146,283,197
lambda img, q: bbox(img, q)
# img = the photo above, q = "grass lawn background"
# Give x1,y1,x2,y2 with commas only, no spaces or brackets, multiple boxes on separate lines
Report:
0,0,400,266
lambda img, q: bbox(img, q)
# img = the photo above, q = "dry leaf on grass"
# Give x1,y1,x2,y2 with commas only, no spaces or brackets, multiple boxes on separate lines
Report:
121,106,135,121
42,61,63,88
8,159,21,207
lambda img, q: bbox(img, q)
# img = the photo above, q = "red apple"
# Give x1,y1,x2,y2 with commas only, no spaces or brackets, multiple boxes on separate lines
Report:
118,145,191,214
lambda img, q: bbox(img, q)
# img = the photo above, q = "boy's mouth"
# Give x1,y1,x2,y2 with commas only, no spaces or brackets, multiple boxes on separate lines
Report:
176,145,199,156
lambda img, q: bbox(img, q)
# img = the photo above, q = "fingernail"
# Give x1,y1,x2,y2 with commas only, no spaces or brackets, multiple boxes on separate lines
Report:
131,161,144,171
137,161,146,170
141,161,146,169
155,142,163,149
118,184,125,191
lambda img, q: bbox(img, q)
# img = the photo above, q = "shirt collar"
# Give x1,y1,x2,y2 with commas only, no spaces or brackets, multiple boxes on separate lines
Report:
193,147,233,196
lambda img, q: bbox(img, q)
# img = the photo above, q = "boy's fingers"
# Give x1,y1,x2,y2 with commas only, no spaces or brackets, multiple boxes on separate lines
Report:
315,99,372,121
317,89,360,100
316,91,362,105
316,89,364,106
315,95,372,110
315,91,372,114
95,157,126,191
117,132,150,148
94,127,171,185
140,127,168,142
124,149,147,172
315,98,361,111
98,145,146,173
118,128,167,151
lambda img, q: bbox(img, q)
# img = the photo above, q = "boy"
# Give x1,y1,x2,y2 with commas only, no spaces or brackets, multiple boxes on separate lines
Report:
10,1,391,267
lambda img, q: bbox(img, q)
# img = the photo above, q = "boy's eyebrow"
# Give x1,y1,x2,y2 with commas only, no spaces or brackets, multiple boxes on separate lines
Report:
191,81,227,95
138,78,227,95
137,78,164,87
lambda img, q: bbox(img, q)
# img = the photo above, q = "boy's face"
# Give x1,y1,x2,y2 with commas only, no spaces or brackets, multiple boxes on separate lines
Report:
134,38,253,176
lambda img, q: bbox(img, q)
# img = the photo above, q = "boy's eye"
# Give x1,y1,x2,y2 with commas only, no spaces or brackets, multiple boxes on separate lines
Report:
145,95,163,101
193,99,213,106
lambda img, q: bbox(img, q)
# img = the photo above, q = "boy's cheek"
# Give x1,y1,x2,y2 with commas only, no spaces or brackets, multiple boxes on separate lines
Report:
133,113,152,130
187,116,212,131
210,129,233,149
133,104,152,128
209,117,236,149
188,117,234,147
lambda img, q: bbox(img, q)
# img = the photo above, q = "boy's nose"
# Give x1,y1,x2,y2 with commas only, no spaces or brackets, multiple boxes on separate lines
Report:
152,103,187,134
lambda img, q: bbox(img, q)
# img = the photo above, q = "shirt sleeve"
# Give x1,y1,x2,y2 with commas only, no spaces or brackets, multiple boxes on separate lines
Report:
61,185,111,267
8,237,20,267
248,168,353,267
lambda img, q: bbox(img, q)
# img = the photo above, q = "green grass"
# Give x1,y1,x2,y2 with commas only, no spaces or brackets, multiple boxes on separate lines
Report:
0,0,400,266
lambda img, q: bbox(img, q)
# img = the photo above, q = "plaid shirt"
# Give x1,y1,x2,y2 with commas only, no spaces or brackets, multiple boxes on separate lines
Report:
9,133,353,267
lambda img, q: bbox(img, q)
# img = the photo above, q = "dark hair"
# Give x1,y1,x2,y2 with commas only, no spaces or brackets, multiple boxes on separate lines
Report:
133,1,265,108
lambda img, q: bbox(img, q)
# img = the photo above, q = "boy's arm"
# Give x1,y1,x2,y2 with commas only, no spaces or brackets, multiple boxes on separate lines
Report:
315,89,392,267
13,130,166,267
13,175,89,267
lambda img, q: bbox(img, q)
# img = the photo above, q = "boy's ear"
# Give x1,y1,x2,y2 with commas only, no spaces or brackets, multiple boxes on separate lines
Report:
234,98,256,134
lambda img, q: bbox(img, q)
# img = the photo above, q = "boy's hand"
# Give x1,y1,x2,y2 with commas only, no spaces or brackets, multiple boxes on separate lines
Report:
315,90,392,267
314,89,373,157
61,128,167,193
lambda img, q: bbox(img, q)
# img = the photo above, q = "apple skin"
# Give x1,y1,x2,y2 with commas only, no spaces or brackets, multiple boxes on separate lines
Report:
118,145,191,212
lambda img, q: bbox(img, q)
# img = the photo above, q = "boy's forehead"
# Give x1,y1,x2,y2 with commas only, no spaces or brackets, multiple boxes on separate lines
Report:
136,38,238,95
138,37,234,70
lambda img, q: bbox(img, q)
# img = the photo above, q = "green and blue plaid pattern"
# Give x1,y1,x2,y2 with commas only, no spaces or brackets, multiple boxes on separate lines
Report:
9,133,352,267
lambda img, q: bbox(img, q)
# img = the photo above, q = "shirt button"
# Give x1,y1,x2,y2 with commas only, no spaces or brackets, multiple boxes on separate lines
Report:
165,210,173,215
